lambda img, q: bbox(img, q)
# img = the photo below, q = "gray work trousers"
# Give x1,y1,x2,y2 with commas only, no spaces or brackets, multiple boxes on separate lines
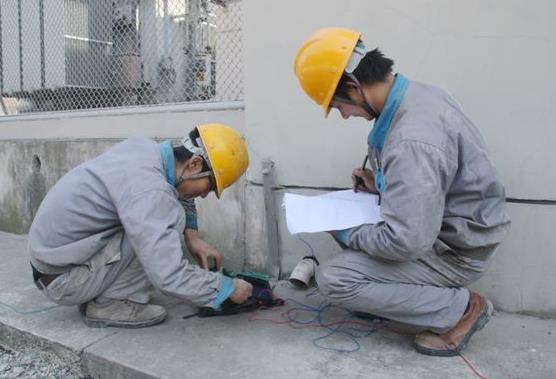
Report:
315,245,495,333
39,233,150,306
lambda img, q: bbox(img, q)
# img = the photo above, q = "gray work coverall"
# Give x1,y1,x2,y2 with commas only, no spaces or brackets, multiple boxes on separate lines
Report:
28,137,226,308
316,81,511,332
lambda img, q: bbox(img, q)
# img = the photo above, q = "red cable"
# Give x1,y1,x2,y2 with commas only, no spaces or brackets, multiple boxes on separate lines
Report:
458,353,489,379
250,306,489,379
248,305,382,330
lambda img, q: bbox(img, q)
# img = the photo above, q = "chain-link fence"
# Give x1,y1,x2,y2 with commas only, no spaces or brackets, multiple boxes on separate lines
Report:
0,0,243,116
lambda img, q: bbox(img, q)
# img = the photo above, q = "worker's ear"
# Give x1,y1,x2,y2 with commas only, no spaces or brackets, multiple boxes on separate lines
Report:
344,81,365,102
345,81,361,93
187,155,205,174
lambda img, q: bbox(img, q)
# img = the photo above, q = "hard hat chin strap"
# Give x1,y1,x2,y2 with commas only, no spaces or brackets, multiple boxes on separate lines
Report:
346,73,380,119
176,170,213,188
177,126,216,189
333,97,377,120
334,96,379,119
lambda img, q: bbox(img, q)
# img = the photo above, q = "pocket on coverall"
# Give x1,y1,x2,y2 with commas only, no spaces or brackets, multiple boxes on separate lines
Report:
46,233,123,305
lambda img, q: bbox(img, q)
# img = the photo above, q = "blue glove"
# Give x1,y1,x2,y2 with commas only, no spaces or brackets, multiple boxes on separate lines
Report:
212,275,235,310
332,227,353,248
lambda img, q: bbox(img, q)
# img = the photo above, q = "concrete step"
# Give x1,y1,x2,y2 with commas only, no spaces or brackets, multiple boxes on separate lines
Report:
1,232,555,379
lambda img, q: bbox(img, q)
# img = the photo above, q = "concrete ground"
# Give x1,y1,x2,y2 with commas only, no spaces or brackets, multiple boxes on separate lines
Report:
0,231,554,379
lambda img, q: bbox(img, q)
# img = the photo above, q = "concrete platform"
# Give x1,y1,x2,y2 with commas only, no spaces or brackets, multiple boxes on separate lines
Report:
1,231,555,379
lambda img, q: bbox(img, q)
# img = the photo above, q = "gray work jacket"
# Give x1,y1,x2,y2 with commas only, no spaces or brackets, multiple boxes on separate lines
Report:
348,81,511,262
28,137,223,307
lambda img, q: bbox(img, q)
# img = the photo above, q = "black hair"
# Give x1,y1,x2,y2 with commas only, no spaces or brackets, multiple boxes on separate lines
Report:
173,146,193,163
173,146,211,172
334,48,394,99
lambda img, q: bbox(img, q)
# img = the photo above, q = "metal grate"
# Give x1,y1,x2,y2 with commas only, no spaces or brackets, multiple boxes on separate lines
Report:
0,0,243,115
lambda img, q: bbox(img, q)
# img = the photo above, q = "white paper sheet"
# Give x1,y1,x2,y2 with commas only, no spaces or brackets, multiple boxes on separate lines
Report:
283,190,383,234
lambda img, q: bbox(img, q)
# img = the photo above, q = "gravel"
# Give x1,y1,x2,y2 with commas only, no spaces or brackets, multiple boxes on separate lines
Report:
0,344,90,379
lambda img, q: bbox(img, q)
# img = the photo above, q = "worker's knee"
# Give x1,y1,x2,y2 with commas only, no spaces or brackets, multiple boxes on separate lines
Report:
315,259,356,298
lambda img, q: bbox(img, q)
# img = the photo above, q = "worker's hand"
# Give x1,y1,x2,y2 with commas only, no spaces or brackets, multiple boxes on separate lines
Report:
326,229,350,249
352,168,378,194
229,278,253,304
184,229,221,270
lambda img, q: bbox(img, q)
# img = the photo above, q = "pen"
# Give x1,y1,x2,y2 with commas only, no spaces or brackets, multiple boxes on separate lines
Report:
374,157,382,206
354,155,368,192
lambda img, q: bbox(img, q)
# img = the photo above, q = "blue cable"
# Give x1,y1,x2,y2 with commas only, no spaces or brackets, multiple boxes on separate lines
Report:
283,298,378,353
313,312,361,353
315,303,375,353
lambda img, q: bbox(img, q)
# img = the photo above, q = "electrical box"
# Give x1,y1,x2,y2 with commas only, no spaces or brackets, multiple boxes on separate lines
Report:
0,0,112,93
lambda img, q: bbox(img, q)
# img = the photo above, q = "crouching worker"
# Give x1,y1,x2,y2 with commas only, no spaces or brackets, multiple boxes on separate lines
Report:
28,123,253,328
294,28,511,356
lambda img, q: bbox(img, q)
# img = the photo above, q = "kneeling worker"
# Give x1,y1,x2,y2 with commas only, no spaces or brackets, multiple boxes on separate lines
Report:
294,28,510,356
28,123,253,328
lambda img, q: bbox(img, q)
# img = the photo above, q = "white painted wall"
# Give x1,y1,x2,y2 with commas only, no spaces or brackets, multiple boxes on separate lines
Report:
242,0,556,314
0,105,243,139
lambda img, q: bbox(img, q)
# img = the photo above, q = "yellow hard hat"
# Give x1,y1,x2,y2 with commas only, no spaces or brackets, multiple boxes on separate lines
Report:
197,123,249,198
293,28,361,117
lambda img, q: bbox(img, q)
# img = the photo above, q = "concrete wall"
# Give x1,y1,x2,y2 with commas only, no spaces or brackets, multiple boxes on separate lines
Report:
0,140,115,233
242,0,556,314
0,105,248,271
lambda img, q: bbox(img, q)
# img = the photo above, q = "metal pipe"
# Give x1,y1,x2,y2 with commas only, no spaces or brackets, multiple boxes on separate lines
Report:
39,0,45,88
17,0,22,91
0,1,4,93
63,35,113,46
262,159,281,278
163,0,169,58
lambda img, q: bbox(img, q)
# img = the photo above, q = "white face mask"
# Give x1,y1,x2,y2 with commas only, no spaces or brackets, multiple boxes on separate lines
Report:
181,134,211,167
181,135,203,156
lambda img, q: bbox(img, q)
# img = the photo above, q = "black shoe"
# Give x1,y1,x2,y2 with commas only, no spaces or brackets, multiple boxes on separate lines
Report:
352,311,388,322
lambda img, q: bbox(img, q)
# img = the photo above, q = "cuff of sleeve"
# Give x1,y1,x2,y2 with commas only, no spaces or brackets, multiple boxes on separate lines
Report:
212,275,235,310
335,227,353,245
185,214,198,230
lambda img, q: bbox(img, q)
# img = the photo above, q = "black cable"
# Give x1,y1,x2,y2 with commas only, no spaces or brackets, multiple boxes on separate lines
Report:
247,180,556,206
505,198,556,206
247,180,348,192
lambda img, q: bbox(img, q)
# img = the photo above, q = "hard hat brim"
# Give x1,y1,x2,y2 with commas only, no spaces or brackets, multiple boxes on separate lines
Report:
197,123,249,199
319,30,361,118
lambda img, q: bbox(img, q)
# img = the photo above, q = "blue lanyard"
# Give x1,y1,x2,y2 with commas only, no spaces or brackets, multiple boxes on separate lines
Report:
368,74,408,194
